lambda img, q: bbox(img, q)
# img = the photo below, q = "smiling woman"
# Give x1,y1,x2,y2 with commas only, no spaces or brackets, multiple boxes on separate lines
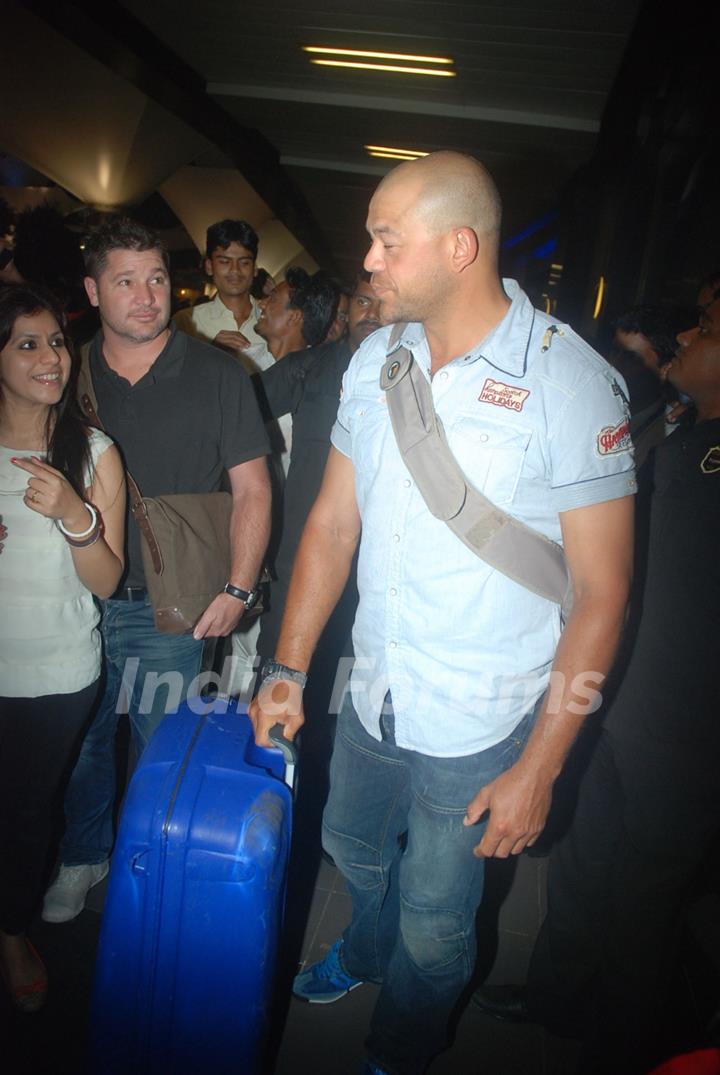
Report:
0,284,126,1015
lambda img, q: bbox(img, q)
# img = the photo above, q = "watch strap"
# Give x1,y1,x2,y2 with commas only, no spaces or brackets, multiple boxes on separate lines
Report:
260,659,308,689
224,582,255,602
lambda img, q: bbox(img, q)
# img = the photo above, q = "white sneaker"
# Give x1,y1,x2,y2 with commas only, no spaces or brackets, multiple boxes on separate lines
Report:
41,861,109,924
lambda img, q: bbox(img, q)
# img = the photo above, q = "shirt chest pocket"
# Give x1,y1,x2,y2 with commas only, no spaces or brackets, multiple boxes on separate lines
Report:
446,414,532,506
347,398,392,476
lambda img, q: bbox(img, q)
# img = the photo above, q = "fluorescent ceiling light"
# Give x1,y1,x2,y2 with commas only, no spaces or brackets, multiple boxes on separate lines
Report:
303,45,455,78
310,59,455,77
368,151,419,161
365,145,428,158
303,46,454,64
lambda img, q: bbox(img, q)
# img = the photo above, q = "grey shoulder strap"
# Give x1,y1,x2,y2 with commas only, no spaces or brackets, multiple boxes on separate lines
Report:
380,324,573,617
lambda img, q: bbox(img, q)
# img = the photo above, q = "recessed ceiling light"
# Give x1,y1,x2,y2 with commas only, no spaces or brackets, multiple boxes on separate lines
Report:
365,145,429,161
304,46,453,64
311,59,455,77
303,45,456,78
368,151,419,161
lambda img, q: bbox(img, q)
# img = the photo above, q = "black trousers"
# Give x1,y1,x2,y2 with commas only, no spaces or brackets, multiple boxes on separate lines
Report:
527,730,720,1075
0,681,100,934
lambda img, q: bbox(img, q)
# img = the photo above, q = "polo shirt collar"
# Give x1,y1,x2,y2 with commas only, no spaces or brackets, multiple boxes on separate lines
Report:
388,279,535,379
92,322,185,387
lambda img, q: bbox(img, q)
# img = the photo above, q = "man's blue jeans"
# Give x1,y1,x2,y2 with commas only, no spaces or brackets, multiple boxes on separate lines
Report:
322,694,537,1075
60,597,203,866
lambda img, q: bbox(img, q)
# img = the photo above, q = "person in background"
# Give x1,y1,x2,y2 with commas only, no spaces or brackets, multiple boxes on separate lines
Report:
174,219,268,365
610,303,696,467
324,283,351,344
0,199,21,286
223,267,339,700
0,284,125,1011
255,273,381,662
474,294,720,1074
250,267,275,300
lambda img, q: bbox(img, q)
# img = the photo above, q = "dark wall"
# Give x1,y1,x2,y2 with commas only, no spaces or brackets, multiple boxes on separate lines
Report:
553,0,717,348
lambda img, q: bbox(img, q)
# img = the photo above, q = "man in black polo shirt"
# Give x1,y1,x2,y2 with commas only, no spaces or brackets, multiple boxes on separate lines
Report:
42,218,271,924
255,274,381,660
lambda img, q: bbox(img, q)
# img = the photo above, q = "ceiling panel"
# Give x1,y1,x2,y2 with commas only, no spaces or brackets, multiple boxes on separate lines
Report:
109,1,644,273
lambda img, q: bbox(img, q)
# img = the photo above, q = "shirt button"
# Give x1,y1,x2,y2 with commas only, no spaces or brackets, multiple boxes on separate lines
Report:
403,479,411,488
389,588,397,596
393,533,400,542
389,641,397,649
440,371,449,380
479,433,489,443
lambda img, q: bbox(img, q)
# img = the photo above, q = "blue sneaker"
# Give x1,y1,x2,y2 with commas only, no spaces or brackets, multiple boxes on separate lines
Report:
293,939,364,1004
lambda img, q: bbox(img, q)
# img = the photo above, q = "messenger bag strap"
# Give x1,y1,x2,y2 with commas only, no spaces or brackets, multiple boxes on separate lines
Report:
78,346,164,575
380,324,573,617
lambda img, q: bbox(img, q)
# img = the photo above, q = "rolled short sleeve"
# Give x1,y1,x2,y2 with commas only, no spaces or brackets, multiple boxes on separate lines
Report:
330,363,355,458
218,360,270,468
549,369,637,512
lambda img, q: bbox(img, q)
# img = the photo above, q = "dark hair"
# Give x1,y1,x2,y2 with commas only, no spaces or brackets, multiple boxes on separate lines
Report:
83,216,168,280
250,267,273,300
0,284,91,495
352,269,371,293
286,267,338,346
614,304,697,367
698,269,720,304
205,219,259,261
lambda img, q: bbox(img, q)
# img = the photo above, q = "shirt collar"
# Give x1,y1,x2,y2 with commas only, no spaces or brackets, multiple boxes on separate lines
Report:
387,279,535,379
207,293,259,323
92,322,184,387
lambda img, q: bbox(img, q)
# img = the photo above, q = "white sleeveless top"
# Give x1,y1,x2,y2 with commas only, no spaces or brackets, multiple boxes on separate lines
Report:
0,428,113,698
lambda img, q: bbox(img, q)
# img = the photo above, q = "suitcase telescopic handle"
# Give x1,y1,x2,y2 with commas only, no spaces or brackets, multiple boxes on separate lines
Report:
268,724,298,790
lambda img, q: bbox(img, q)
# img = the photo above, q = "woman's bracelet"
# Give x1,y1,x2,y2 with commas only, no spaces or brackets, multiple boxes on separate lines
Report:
57,503,97,539
63,526,102,549
57,503,102,548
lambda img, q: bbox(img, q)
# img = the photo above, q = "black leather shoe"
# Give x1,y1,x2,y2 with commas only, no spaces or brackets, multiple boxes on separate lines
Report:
471,983,532,1023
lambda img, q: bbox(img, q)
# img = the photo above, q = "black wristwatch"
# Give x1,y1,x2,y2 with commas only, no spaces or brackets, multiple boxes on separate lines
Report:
223,581,260,610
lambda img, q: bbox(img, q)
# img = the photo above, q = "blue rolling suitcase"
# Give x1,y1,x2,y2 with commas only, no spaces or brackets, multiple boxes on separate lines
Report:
89,698,296,1075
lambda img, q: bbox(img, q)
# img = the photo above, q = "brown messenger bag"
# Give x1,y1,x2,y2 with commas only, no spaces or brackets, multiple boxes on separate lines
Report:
78,350,241,635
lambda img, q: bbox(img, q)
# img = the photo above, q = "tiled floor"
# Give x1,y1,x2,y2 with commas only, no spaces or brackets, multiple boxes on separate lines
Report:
273,852,581,1075
4,835,575,1075
4,712,717,1075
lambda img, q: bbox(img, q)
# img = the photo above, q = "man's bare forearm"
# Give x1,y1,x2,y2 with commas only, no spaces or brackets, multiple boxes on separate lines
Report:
515,585,629,785
229,482,271,589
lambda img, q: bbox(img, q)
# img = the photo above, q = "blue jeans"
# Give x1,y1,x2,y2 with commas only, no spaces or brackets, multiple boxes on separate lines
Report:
60,597,203,866
322,694,536,1075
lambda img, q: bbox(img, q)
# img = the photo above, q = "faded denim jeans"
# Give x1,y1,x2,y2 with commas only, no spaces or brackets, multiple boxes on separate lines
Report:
322,692,537,1075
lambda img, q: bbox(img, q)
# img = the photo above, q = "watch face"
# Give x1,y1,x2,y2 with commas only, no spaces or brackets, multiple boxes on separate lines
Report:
244,588,259,610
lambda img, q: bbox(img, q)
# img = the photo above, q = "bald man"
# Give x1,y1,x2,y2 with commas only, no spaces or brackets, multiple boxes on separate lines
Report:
250,152,635,1075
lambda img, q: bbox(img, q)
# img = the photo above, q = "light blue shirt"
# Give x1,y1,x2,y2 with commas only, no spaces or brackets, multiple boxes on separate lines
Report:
331,280,636,757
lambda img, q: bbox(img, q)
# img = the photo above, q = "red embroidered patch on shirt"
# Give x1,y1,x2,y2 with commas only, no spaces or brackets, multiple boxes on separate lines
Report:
478,378,530,412
596,420,632,456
